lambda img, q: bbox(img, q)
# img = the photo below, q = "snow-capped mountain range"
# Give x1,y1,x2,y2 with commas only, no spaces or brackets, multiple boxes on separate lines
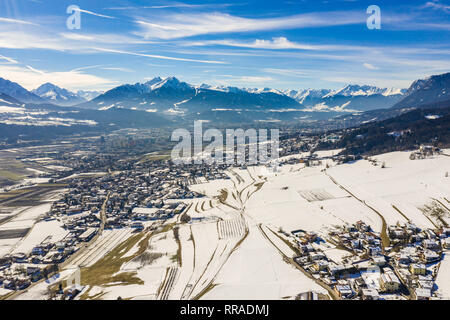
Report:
281,85,406,113
76,90,103,101
0,72,448,137
0,75,406,112
0,78,103,106
0,73,449,122
78,76,408,115
323,85,405,98
0,77,43,104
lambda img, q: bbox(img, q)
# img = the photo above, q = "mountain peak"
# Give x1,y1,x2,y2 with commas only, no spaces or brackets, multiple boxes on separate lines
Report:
149,76,192,91
406,72,450,95
37,82,59,89
284,88,332,102
0,77,43,104
394,72,450,109
32,82,86,106
34,82,66,95
327,84,379,97
144,77,163,86
323,84,405,98
76,90,103,101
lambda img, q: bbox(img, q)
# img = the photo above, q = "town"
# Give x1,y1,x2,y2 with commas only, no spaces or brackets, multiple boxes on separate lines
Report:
0,128,448,300
293,220,450,300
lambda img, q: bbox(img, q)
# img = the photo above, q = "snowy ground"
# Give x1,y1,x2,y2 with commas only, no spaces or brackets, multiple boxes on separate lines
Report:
0,203,59,256
202,219,326,300
327,151,450,229
98,151,449,300
436,251,450,299
9,149,450,300
246,151,449,234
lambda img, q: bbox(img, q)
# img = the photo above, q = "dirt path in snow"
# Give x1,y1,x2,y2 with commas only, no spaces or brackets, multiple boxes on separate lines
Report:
324,171,390,251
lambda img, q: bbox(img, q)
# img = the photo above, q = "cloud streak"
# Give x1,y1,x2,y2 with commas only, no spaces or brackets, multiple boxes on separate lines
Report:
182,37,374,52
93,47,226,64
0,64,116,91
0,17,37,25
185,37,320,50
0,54,19,64
135,11,366,39
78,9,115,19
423,0,450,13
363,63,379,70
105,3,233,10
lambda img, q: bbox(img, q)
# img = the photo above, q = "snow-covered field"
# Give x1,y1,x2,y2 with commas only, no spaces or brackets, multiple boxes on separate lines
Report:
327,151,450,229
10,149,450,300
202,221,326,300
12,219,68,255
436,252,450,299
200,150,449,299
0,203,58,256
245,151,449,235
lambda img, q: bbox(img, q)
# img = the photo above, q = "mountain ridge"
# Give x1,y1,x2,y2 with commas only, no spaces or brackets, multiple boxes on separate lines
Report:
393,72,450,110
32,82,86,106
78,76,407,115
0,77,43,104
1,72,449,125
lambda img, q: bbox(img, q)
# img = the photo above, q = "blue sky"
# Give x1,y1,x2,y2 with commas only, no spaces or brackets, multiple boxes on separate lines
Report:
0,0,449,91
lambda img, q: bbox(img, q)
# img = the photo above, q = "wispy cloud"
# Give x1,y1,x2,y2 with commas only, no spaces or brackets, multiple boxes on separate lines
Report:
0,30,67,51
105,3,233,10
185,37,320,50
388,21,450,31
363,63,379,70
93,47,226,64
59,32,152,45
26,65,45,75
0,54,19,64
0,2,448,91
0,53,115,90
70,65,107,72
0,17,37,25
264,68,309,78
206,74,275,87
102,67,134,72
135,11,366,39
240,76,273,83
78,9,115,19
183,37,373,52
423,0,450,13
0,26,152,51
71,64,134,73
0,64,116,91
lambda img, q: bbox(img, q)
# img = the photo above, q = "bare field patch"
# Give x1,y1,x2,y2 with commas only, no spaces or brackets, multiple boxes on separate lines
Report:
298,189,336,202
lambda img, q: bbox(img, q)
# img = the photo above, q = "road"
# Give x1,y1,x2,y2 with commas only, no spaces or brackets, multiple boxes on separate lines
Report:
7,193,111,300
256,223,340,300
0,185,65,228
60,192,110,269
324,170,390,251
0,185,65,206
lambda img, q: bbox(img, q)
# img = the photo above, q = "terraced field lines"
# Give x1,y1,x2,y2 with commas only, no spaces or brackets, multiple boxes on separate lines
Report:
392,205,411,223
159,267,179,300
218,218,246,239
257,224,337,300
325,172,390,250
